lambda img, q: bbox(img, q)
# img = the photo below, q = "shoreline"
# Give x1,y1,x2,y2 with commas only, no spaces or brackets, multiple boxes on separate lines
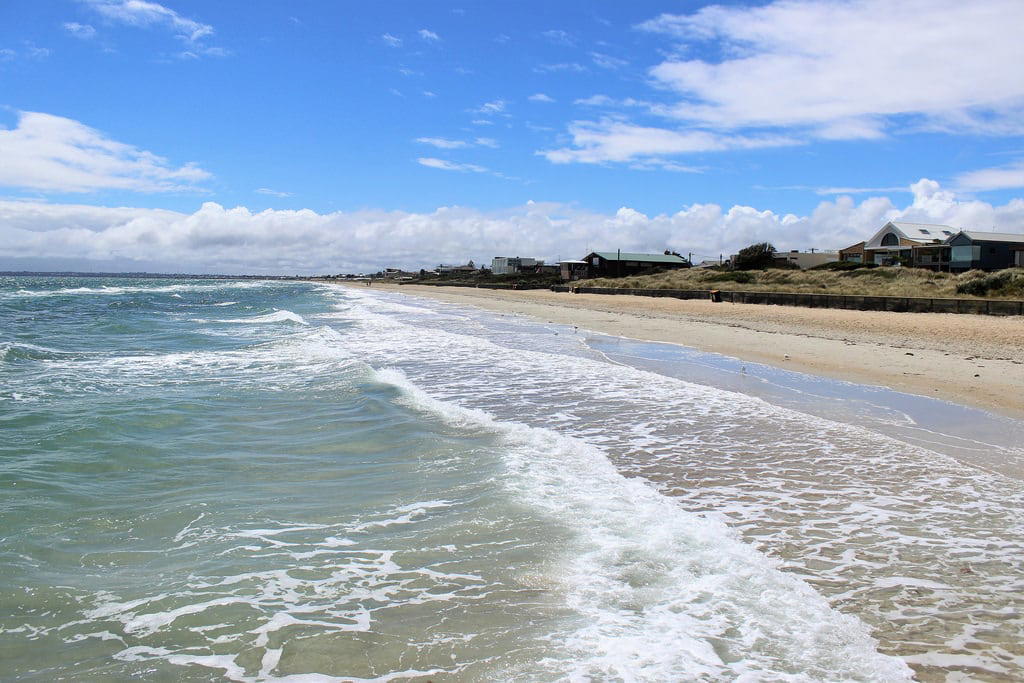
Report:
334,282,1024,420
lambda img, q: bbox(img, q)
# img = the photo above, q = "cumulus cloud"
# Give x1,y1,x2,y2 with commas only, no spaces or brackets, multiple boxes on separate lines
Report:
381,33,402,47
638,0,1024,137
0,111,211,193
3,180,1020,274
418,28,440,41
528,93,555,103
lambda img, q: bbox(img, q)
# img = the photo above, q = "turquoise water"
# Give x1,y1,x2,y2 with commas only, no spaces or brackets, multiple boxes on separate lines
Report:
1,277,1021,681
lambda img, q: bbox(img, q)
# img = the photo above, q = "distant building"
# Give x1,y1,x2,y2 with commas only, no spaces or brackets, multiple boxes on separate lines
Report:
559,260,588,281
491,256,541,275
579,251,689,279
772,250,839,269
436,260,478,274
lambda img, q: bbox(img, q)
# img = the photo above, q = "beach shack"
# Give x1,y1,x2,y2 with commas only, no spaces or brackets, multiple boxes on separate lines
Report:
580,251,689,279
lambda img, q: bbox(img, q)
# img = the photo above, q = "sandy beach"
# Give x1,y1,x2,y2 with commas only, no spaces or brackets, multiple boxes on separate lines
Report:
344,282,1024,419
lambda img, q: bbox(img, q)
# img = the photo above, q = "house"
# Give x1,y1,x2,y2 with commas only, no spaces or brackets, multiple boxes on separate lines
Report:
579,251,689,279
772,250,839,269
559,260,589,281
491,256,541,275
436,260,478,274
941,230,1024,272
841,221,956,266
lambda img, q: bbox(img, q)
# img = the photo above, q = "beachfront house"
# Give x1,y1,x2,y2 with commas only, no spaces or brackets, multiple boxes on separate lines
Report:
491,256,542,275
579,251,689,279
938,231,1024,272
839,221,955,266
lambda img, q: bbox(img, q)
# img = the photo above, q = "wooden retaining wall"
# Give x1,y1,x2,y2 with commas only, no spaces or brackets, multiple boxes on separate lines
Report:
550,286,1024,317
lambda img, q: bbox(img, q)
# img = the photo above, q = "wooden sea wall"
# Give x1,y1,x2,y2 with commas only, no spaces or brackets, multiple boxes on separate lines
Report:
550,286,1024,317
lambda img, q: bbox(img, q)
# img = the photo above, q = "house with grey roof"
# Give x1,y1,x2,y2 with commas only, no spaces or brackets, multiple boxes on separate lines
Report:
938,230,1024,271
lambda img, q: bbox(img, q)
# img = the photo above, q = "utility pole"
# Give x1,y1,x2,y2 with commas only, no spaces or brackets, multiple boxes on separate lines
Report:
617,248,621,277
688,252,693,265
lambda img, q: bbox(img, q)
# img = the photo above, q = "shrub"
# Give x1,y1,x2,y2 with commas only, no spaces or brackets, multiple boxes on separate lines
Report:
956,269,1024,297
733,242,776,270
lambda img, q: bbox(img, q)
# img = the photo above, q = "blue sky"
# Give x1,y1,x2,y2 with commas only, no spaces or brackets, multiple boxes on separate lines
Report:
1,0,1023,273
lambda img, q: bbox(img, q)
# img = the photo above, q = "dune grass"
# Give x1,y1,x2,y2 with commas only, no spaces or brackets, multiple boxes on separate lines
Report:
581,267,1024,299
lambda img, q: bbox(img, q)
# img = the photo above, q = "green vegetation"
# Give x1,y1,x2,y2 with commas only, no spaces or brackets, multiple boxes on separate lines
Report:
582,266,1024,300
733,242,777,270
411,270,562,288
956,269,1024,297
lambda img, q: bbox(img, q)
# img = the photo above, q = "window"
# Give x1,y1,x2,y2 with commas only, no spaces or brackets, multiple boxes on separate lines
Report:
881,233,899,246
919,229,930,234
951,245,980,263
942,230,952,236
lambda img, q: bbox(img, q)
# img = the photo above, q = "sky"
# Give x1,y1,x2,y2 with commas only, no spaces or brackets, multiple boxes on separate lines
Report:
1,0,1023,274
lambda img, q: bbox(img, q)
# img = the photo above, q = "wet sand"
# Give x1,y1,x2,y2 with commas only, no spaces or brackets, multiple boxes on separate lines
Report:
344,283,1024,419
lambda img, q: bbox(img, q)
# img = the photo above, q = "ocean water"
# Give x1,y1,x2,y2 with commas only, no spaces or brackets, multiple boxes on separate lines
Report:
1,277,1022,682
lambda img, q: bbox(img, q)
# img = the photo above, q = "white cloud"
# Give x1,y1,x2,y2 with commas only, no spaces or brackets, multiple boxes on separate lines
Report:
422,90,437,98
534,62,586,73
63,22,97,39
417,158,487,173
638,0,1024,138
3,179,1020,273
955,160,1024,192
0,111,211,193
416,137,468,149
541,29,575,46
255,188,293,198
528,93,555,103
540,118,797,165
474,137,499,148
85,0,213,42
381,33,402,47
474,99,506,114
418,28,440,41
590,52,627,69
0,48,14,61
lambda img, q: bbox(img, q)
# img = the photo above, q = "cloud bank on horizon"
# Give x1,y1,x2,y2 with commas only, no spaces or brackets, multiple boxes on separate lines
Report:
3,179,1021,274
1,0,1023,272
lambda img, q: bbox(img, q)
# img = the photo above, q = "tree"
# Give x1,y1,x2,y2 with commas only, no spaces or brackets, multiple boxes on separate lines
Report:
733,242,776,270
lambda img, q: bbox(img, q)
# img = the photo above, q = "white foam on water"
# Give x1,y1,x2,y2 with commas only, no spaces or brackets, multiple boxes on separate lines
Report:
213,301,238,306
377,367,913,681
2,280,275,299
215,310,309,326
333,287,1024,680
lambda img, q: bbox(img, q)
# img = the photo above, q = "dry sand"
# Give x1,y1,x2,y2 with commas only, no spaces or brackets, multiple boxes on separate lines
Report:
341,282,1024,419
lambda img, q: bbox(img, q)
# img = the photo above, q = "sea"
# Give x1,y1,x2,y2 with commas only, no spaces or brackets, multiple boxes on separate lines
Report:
2,276,1023,682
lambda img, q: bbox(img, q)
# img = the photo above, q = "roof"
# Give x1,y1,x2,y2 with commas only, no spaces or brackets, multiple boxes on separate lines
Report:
590,251,688,264
865,221,953,249
955,230,1024,244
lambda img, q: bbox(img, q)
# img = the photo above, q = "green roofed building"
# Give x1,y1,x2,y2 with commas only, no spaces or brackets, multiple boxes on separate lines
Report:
577,251,690,280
